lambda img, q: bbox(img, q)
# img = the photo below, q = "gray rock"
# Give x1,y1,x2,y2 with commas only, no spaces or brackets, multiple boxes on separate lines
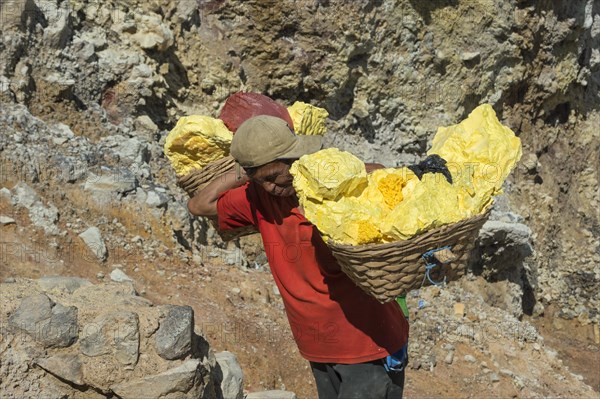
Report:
444,351,454,365
131,13,174,52
8,294,78,348
246,391,297,399
52,122,75,138
225,247,248,267
0,75,12,102
52,136,68,145
37,276,92,293
460,51,481,62
146,190,168,208
155,305,193,360
464,355,476,363
78,27,107,49
479,220,532,247
175,0,199,24
43,71,75,90
134,115,158,135
0,187,12,199
71,39,96,62
97,48,141,76
110,268,133,283
11,183,59,234
215,351,244,399
27,201,60,235
111,137,150,164
110,359,205,399
78,227,108,262
12,182,40,208
0,216,16,225
499,368,514,377
47,154,87,183
36,354,84,386
80,311,140,367
84,169,137,194
41,1,72,48
135,187,148,203
521,153,539,173
490,373,500,382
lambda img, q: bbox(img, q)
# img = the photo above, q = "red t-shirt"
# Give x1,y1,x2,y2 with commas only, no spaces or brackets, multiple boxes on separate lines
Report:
217,182,409,364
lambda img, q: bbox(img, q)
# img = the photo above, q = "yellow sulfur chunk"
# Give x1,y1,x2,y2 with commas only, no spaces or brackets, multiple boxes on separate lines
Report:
290,148,367,202
164,115,233,176
361,168,418,210
304,195,384,245
428,104,522,197
288,101,329,136
381,176,464,240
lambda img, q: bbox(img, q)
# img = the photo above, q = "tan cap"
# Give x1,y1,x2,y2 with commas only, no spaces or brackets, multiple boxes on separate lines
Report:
230,115,323,168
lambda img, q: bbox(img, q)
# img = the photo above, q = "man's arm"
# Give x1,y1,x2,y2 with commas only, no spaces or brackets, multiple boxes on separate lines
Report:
187,167,249,217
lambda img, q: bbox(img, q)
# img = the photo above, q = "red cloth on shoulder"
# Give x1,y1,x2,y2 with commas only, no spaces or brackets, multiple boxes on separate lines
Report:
217,182,409,364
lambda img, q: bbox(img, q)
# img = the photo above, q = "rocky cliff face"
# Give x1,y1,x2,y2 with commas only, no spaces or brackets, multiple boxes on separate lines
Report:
0,0,598,397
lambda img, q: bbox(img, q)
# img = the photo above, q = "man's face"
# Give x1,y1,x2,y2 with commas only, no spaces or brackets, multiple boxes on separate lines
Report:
250,160,296,197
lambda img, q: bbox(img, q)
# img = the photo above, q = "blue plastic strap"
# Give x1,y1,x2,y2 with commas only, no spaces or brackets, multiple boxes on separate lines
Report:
383,343,409,373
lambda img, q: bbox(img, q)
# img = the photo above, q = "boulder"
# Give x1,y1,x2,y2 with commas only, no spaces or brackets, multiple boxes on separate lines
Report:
155,305,193,360
84,169,138,194
36,354,84,386
78,227,108,262
110,268,133,283
8,293,78,348
110,359,206,399
10,182,59,235
80,311,140,367
215,351,244,399
131,13,174,52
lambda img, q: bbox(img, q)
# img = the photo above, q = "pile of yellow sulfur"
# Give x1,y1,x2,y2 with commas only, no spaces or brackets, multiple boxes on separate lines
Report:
164,102,329,177
164,115,233,177
290,104,522,245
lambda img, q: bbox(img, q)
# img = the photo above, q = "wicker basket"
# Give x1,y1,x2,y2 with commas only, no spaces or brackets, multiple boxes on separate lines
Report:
177,156,258,241
327,210,490,303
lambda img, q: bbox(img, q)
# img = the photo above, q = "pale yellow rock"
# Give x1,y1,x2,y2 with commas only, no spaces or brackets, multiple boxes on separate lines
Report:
288,101,329,136
361,168,417,210
454,303,466,317
164,115,233,176
303,195,384,245
428,103,522,197
290,148,367,203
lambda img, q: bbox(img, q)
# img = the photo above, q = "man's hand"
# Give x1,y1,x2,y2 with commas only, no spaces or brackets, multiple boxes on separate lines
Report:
187,166,249,216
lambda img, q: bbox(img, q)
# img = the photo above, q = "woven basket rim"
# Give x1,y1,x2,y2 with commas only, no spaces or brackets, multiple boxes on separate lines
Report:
327,208,491,251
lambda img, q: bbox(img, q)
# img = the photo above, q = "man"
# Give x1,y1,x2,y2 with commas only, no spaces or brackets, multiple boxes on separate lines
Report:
188,115,409,398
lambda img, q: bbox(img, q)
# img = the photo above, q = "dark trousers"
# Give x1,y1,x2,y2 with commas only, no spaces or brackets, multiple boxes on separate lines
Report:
309,359,405,399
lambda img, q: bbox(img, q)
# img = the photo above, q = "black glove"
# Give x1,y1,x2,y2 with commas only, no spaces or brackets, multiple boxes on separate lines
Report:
408,154,453,184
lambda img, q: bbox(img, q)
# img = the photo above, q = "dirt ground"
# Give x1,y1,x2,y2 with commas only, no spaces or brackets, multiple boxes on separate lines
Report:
1,197,598,398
